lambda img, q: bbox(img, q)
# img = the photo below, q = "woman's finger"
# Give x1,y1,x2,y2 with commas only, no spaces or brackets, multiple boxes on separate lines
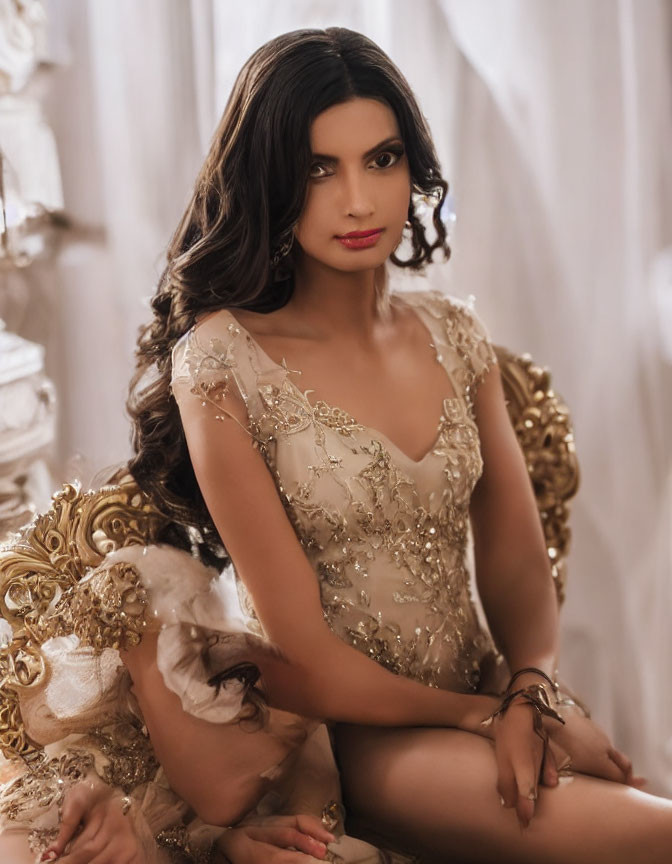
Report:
257,813,336,845
244,825,328,858
546,737,572,778
608,748,648,787
607,747,634,781
62,806,106,850
510,736,544,828
540,741,559,787
600,751,634,784
293,813,337,845
494,744,517,809
47,791,90,858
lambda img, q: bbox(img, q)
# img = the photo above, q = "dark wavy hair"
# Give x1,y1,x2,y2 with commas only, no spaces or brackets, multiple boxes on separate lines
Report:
126,26,451,565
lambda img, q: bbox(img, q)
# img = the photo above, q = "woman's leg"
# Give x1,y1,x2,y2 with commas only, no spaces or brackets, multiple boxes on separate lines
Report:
334,724,672,864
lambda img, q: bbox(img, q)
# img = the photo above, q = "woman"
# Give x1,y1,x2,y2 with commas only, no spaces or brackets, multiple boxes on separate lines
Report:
125,24,671,862
2,24,670,864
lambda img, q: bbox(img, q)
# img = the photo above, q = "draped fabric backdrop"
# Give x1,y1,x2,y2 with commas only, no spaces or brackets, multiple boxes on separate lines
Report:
31,0,672,793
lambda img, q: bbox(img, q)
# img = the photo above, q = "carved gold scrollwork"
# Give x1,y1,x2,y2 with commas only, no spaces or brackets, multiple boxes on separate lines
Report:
494,346,580,605
0,686,42,764
0,472,168,762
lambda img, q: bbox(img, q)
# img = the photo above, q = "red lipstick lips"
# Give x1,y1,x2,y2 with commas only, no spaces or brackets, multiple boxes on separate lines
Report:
336,228,384,249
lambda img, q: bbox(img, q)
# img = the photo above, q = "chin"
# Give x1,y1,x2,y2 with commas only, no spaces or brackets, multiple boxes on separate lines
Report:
332,246,396,271
335,259,388,274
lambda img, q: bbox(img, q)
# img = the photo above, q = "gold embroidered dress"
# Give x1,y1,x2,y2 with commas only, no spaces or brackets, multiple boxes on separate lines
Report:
171,288,502,696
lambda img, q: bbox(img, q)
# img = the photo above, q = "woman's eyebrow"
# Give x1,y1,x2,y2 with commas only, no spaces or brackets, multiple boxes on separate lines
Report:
310,136,403,163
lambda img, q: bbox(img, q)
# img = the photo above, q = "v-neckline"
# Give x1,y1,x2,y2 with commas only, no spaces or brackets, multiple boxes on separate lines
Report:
217,292,463,466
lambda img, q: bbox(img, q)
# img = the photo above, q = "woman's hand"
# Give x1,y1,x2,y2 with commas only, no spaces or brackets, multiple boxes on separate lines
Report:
216,814,336,863
41,777,141,863
459,692,559,828
544,705,647,789
493,699,647,830
491,700,562,829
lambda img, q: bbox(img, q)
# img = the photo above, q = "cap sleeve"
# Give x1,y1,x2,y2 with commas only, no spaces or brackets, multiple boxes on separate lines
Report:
170,312,263,443
413,289,498,410
454,294,498,388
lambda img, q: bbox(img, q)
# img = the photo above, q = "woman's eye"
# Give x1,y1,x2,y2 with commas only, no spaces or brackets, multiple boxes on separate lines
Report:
309,163,331,179
370,149,403,169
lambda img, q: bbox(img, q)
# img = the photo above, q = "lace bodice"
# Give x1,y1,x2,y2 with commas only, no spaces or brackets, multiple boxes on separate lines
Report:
171,289,501,693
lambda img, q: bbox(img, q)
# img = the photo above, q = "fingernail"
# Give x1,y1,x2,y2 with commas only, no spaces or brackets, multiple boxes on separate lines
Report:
41,853,57,862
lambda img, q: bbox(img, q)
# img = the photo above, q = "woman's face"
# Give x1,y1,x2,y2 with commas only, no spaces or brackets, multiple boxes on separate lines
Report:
293,97,411,272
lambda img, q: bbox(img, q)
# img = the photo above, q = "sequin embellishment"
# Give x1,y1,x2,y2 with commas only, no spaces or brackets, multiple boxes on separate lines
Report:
171,290,499,693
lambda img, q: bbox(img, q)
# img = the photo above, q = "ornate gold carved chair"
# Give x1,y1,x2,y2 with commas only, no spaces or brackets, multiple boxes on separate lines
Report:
493,345,579,605
0,346,580,847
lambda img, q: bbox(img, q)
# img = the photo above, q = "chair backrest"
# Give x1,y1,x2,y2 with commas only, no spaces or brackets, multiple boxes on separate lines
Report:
494,345,580,606
0,347,579,765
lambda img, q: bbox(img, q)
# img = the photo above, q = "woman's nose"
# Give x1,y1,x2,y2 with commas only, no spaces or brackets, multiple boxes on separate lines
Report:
341,170,375,218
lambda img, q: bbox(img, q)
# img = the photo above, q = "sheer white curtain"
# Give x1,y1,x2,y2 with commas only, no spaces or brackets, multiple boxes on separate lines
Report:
44,0,671,792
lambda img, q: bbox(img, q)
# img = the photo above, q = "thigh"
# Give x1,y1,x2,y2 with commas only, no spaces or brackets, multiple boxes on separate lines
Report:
333,724,672,864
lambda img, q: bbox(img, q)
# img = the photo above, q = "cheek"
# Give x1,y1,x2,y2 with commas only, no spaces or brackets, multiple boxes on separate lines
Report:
390,173,412,218
294,190,327,246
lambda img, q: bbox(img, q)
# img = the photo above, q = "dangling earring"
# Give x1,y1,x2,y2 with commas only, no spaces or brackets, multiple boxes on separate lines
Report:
271,230,295,267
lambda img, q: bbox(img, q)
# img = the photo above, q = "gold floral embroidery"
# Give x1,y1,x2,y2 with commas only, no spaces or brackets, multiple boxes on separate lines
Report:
86,721,159,793
171,292,499,692
312,401,365,437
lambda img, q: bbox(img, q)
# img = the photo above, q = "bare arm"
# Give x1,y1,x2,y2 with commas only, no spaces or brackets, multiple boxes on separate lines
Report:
172,369,495,732
469,362,559,682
